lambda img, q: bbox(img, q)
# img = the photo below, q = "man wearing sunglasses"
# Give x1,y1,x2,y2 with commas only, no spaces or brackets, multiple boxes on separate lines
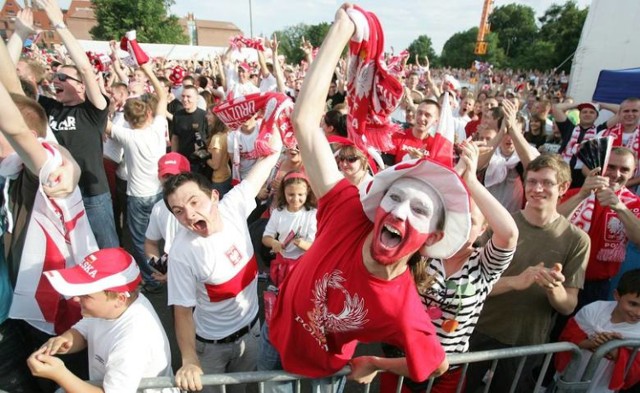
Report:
23,0,119,250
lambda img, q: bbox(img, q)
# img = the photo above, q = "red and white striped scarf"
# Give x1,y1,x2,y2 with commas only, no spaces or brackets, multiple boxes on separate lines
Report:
560,124,597,165
214,91,295,157
345,6,403,153
570,186,638,233
8,143,98,335
600,123,640,157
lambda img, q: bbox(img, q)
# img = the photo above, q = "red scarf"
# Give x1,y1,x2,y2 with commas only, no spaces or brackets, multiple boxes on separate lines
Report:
214,92,296,157
600,123,640,156
345,6,403,153
560,124,597,165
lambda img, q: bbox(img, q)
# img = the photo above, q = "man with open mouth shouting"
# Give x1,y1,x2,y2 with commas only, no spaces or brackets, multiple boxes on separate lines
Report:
262,4,472,392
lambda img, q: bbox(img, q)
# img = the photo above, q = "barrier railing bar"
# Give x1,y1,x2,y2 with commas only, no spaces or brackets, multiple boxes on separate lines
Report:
535,351,555,392
581,339,640,382
511,355,527,393
456,363,469,393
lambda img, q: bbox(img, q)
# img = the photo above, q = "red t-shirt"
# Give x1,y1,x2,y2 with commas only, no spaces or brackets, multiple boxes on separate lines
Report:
563,188,640,280
270,180,445,381
390,130,433,164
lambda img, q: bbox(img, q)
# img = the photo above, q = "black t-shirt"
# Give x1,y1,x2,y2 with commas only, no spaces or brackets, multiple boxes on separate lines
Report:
556,119,608,156
6,169,39,286
167,98,184,138
326,92,345,109
172,108,208,160
38,95,110,196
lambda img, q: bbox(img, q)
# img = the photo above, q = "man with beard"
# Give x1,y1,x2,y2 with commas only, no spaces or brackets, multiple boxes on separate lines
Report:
260,4,472,391
558,147,640,306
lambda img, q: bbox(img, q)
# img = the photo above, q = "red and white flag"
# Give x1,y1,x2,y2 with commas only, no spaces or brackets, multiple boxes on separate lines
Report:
430,91,455,168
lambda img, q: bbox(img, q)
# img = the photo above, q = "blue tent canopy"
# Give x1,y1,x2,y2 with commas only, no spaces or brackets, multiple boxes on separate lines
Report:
592,67,640,104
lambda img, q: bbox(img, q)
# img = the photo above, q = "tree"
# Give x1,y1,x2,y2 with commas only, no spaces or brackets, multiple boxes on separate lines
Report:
90,0,187,44
537,1,588,72
488,4,538,61
272,22,331,64
440,28,505,69
406,35,438,66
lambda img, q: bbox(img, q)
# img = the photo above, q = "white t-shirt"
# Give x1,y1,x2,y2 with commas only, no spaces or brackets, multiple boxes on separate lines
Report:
259,73,277,93
110,115,167,197
104,110,128,180
563,301,640,393
263,207,318,260
145,199,181,254
227,125,259,180
73,295,175,393
167,180,259,339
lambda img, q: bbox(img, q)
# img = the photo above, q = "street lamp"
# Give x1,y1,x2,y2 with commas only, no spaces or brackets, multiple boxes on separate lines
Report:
248,0,254,37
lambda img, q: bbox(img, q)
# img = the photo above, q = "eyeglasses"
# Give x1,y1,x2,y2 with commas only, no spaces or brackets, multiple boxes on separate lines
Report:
337,155,359,164
525,179,558,189
53,72,82,83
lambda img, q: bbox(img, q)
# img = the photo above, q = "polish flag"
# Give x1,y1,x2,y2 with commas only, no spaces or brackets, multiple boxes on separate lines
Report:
430,91,455,168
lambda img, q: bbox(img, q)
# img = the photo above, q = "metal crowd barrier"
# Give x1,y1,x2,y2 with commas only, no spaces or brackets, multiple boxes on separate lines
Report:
86,340,640,392
553,338,640,393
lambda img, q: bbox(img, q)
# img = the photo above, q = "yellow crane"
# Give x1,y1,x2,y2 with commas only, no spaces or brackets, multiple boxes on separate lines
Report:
474,0,494,55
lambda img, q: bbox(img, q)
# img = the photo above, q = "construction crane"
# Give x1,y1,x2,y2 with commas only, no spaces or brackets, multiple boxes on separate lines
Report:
474,0,494,55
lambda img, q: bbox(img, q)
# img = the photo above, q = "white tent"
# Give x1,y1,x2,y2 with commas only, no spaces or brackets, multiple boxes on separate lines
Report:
568,0,640,103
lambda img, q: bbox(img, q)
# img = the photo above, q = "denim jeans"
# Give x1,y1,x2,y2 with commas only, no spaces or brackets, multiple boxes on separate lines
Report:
83,192,120,249
258,323,346,393
127,193,162,284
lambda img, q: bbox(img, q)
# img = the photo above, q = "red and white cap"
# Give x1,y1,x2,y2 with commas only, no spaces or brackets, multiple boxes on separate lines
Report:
577,102,599,114
158,152,190,177
43,248,141,297
359,158,471,259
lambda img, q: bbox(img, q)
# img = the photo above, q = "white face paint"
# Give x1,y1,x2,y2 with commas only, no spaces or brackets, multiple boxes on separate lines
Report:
371,177,444,265
379,178,440,234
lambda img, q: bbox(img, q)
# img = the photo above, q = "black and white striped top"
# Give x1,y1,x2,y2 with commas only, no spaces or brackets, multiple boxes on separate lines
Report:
421,239,515,354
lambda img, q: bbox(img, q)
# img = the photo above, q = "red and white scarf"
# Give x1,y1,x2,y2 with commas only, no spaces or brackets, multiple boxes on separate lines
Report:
560,124,597,166
8,143,98,335
600,123,640,157
570,186,637,233
345,6,403,153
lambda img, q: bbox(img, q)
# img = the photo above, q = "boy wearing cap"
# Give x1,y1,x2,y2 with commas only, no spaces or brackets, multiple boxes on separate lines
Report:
27,248,175,393
551,100,608,187
262,4,471,389
144,152,191,282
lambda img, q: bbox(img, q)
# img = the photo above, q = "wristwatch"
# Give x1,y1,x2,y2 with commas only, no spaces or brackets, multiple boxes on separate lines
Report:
53,22,67,30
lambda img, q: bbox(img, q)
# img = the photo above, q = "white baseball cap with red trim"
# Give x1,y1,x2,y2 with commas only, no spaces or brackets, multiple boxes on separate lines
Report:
359,158,471,259
44,248,141,297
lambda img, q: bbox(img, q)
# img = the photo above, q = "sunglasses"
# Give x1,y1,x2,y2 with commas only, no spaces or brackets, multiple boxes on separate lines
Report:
337,155,359,164
53,72,82,83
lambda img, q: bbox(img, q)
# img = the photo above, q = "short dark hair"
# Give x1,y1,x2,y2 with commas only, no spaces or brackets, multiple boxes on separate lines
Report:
617,269,640,297
418,98,441,116
162,171,211,212
323,110,347,137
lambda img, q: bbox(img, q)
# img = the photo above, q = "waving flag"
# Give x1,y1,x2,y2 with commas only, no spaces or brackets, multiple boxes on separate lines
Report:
429,92,455,168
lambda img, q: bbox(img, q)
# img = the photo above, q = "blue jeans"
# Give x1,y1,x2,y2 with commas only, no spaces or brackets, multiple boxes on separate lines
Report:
258,323,346,393
83,192,120,249
127,193,162,285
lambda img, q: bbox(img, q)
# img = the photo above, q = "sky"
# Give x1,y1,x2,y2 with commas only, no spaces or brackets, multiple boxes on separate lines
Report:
56,0,591,54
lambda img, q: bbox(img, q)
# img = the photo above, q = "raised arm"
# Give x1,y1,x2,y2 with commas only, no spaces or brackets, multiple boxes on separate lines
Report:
36,0,107,110
140,63,167,117
551,101,576,124
458,141,518,250
0,31,25,95
7,8,36,65
267,35,286,93
503,99,539,168
291,5,354,198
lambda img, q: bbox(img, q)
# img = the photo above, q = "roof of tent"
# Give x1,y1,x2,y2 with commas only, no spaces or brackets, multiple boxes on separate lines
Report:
568,0,640,103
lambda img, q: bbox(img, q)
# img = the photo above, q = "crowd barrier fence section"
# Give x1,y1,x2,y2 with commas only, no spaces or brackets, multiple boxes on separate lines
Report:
85,340,640,392
553,338,640,393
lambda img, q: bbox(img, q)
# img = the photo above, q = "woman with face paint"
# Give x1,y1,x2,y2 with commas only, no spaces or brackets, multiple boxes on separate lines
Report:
261,4,473,392
380,140,519,393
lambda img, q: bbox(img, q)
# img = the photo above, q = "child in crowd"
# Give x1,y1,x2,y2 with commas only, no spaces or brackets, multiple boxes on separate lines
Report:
261,170,317,286
555,269,640,392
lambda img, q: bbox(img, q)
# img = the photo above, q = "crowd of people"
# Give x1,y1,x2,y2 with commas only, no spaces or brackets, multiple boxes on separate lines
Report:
0,1,639,392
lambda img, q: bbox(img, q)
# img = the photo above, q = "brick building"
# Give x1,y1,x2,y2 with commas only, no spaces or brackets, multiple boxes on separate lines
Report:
0,0,242,47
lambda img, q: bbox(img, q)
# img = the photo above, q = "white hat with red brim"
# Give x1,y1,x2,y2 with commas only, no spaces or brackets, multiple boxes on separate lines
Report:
44,248,141,297
359,158,471,259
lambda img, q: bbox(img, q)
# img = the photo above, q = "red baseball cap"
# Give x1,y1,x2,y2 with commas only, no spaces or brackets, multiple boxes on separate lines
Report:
158,152,190,177
43,248,141,297
577,102,599,114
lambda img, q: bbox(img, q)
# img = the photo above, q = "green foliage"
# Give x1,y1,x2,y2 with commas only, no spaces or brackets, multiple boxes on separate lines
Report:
406,35,438,66
440,28,505,69
488,4,538,59
537,1,588,72
90,0,188,44
272,22,331,64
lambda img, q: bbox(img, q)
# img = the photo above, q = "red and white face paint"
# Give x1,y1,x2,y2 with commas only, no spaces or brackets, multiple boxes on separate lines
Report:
370,178,443,265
